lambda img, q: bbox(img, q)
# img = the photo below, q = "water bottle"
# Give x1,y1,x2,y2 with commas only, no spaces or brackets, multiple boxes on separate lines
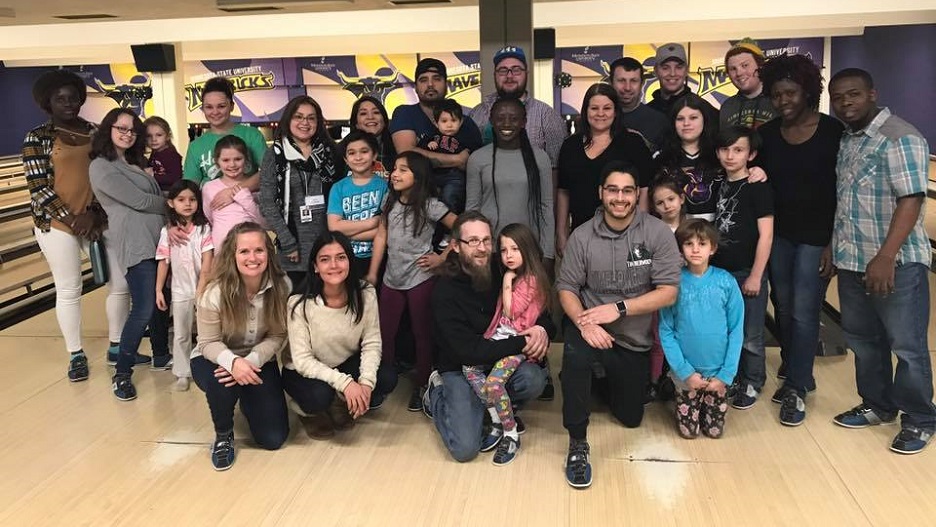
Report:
89,239,109,285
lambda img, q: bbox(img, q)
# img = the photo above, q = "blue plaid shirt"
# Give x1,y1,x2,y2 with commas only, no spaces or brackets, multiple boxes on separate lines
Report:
833,107,931,272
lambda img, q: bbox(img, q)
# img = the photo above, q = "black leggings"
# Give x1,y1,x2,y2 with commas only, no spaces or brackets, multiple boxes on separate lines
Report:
191,356,289,449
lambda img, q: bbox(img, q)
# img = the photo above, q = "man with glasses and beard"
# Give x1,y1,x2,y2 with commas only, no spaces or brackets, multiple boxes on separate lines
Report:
424,211,554,462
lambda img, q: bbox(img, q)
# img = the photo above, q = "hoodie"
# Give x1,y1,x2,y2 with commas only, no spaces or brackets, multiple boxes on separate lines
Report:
556,209,681,351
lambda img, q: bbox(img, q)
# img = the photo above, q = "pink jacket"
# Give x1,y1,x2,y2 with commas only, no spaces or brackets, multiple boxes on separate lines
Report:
484,274,544,339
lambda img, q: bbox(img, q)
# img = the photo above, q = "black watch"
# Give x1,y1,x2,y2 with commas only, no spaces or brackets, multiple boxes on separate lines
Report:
615,300,628,317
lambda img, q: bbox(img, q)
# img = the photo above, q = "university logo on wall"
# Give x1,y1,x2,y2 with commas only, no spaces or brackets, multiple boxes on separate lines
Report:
184,67,276,112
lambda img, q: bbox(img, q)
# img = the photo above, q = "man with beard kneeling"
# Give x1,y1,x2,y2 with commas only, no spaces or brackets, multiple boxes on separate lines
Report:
424,210,555,462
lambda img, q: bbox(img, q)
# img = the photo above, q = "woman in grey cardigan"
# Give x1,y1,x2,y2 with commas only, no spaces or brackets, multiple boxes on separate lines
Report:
259,95,342,291
89,108,165,402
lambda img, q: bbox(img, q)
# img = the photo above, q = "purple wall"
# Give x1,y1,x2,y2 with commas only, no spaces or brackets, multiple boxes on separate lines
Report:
831,24,936,146
0,66,55,157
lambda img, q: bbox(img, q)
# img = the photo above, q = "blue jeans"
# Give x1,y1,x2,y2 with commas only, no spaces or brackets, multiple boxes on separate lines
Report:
838,265,935,430
428,362,546,462
731,270,768,391
116,259,158,375
770,237,826,393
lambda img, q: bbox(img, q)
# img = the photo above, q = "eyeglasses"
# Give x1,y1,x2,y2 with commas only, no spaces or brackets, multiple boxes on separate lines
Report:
602,185,637,197
457,237,493,248
112,126,138,137
292,114,317,124
495,66,526,77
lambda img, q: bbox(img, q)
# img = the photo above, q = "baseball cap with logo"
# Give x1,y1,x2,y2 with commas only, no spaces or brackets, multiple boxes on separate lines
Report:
493,45,527,67
654,43,687,65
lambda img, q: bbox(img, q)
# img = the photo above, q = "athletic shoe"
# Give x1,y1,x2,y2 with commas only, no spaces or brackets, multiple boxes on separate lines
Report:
890,427,934,455
772,383,817,403
67,353,89,382
106,345,152,366
369,393,385,411
731,383,758,410
480,424,504,452
211,432,236,471
112,373,137,401
538,376,555,401
151,354,172,371
423,371,442,419
493,435,520,466
565,439,592,489
779,390,806,427
515,415,526,435
833,404,897,429
407,386,425,412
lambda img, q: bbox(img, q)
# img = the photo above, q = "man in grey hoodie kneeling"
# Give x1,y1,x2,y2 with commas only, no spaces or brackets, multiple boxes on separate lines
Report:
556,160,682,489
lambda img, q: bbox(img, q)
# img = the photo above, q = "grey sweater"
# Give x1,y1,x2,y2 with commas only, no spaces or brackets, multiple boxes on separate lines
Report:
556,209,681,351
89,157,164,275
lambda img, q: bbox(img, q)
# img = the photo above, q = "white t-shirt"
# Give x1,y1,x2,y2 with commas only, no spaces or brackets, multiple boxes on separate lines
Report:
155,223,214,300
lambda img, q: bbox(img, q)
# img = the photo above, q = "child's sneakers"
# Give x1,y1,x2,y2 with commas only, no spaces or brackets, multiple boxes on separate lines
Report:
211,432,236,471
493,435,520,466
112,373,137,401
67,352,89,382
481,424,504,452
779,389,806,426
565,439,592,489
731,383,759,410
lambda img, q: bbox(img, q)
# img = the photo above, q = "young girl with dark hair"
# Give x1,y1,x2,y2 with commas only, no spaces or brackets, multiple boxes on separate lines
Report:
155,179,214,391
368,151,457,411
282,232,398,439
202,135,265,246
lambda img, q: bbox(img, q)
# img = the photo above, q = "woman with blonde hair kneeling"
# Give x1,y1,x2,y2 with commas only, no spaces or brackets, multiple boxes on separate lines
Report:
191,222,291,471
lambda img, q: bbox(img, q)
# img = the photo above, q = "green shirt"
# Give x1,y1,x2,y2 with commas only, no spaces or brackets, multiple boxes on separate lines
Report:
183,124,268,187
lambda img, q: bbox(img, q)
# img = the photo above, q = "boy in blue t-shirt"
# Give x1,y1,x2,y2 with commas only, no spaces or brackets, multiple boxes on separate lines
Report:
660,219,744,438
712,125,774,411
328,131,389,276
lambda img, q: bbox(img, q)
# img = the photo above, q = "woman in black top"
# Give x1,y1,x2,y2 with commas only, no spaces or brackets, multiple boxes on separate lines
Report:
556,83,653,255
349,96,395,180
758,54,843,422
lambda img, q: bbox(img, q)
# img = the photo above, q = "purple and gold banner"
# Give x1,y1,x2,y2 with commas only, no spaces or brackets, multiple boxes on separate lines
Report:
553,45,623,116
183,59,295,123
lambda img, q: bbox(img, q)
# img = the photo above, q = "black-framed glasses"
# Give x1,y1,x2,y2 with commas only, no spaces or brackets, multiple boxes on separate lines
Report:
112,126,138,137
457,237,493,248
602,185,637,197
494,66,526,77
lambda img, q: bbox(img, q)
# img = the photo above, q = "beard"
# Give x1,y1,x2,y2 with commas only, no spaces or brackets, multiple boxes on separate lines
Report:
495,85,525,100
460,252,492,292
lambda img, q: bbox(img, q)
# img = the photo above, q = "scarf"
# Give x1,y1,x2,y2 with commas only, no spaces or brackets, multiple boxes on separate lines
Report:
270,137,338,220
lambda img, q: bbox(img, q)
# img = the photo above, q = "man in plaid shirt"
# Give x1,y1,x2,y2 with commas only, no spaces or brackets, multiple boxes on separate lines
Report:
827,68,934,454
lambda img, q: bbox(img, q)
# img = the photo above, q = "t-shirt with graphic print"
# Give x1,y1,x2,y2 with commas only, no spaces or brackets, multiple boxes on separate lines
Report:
183,124,268,187
659,151,724,222
711,176,773,273
327,174,389,259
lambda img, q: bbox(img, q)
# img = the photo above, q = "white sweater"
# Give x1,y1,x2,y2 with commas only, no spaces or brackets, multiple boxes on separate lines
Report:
283,284,382,391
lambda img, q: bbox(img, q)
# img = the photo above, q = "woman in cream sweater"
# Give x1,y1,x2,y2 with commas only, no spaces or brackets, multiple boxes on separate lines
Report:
282,231,397,439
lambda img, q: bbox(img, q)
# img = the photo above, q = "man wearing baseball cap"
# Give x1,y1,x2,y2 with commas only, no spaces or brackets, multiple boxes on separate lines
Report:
720,38,777,129
390,57,482,169
468,45,567,169
647,42,718,126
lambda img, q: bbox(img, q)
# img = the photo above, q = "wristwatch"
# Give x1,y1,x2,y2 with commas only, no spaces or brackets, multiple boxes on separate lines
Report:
615,300,628,318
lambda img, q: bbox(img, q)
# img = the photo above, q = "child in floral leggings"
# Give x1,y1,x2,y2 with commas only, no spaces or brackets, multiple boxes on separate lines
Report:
658,219,744,439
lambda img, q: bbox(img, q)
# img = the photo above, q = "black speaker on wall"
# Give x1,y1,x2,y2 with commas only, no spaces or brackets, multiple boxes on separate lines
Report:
533,28,556,60
131,44,176,73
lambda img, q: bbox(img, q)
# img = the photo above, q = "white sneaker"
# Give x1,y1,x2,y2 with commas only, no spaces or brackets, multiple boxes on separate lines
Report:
172,377,191,392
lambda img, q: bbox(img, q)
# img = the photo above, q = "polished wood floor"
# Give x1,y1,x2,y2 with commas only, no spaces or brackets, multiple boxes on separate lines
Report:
2,288,936,526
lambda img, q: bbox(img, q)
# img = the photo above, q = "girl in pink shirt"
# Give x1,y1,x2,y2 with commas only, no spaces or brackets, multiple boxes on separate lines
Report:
202,135,265,246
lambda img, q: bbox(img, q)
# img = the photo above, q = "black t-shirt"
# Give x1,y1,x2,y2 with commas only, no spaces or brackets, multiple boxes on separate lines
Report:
558,130,653,230
712,177,774,272
758,114,843,246
658,151,724,220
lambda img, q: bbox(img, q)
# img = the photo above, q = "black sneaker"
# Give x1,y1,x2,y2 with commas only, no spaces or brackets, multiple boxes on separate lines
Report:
515,415,526,435
493,435,520,466
481,424,504,452
890,427,934,455
833,404,897,428
112,374,137,401
565,439,592,489
407,386,425,412
369,392,385,411
151,354,172,371
68,353,89,382
731,383,758,410
211,432,236,471
538,376,555,401
779,390,806,427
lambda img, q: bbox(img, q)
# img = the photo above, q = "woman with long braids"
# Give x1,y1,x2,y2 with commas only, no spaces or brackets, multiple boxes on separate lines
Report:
466,97,554,261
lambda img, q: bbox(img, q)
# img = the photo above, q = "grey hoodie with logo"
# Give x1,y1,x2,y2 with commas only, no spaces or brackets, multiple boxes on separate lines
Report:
557,208,682,351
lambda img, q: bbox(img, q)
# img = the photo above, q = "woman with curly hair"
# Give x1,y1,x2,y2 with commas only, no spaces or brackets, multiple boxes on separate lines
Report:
757,54,843,426
191,222,291,470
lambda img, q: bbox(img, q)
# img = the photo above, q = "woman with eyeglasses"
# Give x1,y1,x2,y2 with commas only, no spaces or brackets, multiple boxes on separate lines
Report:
24,70,130,383
89,108,167,401
259,95,343,290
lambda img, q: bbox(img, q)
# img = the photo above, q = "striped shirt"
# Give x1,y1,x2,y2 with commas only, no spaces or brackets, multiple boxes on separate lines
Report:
469,92,567,167
832,107,931,272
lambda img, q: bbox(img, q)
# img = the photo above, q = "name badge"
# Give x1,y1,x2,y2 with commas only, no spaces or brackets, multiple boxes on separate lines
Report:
305,195,325,207
299,205,314,223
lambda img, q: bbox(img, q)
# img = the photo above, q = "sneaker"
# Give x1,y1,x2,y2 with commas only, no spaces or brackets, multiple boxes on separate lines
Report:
731,383,758,410
112,374,137,401
779,390,806,427
480,424,504,452
493,435,520,466
565,439,592,489
211,432,236,471
833,404,897,429
538,376,555,401
772,383,817,403
407,386,425,412
172,377,191,392
106,345,152,366
369,392,385,411
68,353,89,382
890,427,934,455
151,354,172,371
515,415,526,435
